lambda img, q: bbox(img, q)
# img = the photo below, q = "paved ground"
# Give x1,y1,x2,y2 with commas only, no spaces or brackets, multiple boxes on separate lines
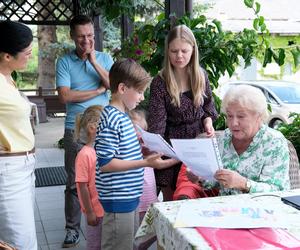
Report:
34,117,87,250
34,117,156,250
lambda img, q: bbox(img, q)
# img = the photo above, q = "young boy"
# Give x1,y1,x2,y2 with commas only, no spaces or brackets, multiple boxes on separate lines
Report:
94,59,175,250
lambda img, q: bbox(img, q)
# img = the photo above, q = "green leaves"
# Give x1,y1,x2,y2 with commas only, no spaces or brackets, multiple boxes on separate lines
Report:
244,0,260,14
254,2,261,14
253,16,267,32
291,47,300,67
277,113,300,160
244,0,254,8
263,47,286,67
277,48,285,66
80,0,136,21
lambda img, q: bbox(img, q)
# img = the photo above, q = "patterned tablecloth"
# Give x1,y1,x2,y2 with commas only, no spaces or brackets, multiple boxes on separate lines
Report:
135,189,300,250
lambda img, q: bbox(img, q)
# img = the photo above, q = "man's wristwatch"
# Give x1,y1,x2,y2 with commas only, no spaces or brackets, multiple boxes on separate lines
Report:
245,179,251,193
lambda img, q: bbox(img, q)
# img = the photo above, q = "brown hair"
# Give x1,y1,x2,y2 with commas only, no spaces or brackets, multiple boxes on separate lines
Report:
69,15,93,36
74,105,103,143
161,24,206,107
109,58,151,93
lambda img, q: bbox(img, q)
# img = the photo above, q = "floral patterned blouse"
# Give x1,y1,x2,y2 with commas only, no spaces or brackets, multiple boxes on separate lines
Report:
205,125,290,195
147,73,218,187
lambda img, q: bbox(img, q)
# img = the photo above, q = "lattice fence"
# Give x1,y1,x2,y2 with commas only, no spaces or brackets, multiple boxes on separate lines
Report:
0,0,91,25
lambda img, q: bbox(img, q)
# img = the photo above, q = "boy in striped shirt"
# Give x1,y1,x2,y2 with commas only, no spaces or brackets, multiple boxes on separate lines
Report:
95,59,176,250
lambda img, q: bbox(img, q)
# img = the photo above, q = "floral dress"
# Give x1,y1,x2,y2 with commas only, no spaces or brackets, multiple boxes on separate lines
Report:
205,125,291,195
148,73,218,189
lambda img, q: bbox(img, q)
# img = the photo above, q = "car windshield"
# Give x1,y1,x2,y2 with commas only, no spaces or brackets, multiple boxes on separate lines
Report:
266,84,300,104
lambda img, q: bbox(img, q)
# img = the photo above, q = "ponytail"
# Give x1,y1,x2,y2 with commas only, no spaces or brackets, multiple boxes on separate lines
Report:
74,105,104,144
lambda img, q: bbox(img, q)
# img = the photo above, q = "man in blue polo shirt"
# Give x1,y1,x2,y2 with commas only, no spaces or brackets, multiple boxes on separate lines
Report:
56,14,113,248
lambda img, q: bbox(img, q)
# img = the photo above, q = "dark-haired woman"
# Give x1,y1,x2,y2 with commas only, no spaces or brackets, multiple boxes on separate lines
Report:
0,21,37,250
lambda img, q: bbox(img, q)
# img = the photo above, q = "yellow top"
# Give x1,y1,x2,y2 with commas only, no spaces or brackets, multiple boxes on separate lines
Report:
0,73,34,152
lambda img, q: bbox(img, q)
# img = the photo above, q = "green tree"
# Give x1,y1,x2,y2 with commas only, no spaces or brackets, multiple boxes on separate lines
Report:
81,0,300,129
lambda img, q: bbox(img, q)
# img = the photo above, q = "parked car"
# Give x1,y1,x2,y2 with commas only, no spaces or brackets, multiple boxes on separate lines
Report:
219,80,300,128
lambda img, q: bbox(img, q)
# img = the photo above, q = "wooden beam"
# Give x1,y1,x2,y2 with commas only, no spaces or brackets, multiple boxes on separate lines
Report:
165,0,185,18
186,0,193,17
93,15,103,51
121,15,134,41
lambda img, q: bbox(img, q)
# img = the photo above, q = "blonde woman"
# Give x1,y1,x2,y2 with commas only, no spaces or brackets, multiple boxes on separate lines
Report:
148,25,218,201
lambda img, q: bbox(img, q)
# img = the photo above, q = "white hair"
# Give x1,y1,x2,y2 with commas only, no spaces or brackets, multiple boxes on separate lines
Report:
221,85,269,122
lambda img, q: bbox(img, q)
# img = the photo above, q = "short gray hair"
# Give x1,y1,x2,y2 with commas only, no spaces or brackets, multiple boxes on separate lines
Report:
221,84,269,122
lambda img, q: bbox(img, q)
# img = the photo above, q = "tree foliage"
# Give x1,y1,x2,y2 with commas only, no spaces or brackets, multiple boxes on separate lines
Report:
278,113,300,160
81,0,300,129
114,13,262,129
243,0,300,68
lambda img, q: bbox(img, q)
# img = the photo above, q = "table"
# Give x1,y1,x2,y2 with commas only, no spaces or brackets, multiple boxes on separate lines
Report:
135,189,300,250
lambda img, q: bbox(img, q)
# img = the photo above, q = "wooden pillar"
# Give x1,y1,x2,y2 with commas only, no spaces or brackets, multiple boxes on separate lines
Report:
93,15,103,51
72,0,80,16
186,0,193,17
121,14,134,41
165,0,186,19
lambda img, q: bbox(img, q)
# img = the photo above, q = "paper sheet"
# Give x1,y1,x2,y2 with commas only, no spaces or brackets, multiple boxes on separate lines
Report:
136,126,178,159
174,199,295,229
171,138,222,181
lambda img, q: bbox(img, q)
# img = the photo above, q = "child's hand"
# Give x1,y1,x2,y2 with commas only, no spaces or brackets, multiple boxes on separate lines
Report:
141,145,151,156
86,211,98,226
156,158,180,170
146,154,179,170
144,153,162,167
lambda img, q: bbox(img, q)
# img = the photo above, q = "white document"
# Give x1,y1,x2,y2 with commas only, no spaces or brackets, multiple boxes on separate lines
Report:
171,138,222,181
136,126,178,159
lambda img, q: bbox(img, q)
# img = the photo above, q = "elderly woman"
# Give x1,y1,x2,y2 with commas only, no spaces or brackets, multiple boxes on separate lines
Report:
0,21,36,249
177,84,290,197
214,84,290,194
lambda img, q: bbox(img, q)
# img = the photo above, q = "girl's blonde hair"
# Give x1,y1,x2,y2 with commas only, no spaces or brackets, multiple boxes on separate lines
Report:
160,24,206,107
128,109,148,130
74,105,103,143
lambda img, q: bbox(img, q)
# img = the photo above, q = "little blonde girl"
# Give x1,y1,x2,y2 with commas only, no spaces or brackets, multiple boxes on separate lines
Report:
74,105,104,250
129,109,158,249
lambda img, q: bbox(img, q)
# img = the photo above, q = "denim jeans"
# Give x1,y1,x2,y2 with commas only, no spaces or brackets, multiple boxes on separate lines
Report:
0,154,37,250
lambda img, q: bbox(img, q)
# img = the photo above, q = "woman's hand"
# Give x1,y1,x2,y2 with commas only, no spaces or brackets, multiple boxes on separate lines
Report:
203,117,215,138
214,169,247,190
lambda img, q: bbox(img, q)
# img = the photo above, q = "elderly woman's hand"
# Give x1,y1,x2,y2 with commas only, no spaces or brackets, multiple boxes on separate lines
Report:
214,169,247,190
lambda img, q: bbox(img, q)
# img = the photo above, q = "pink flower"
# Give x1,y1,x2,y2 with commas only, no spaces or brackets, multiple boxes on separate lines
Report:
135,49,143,55
134,36,139,45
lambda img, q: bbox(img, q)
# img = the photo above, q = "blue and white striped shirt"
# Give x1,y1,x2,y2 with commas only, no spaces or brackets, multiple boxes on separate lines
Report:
95,105,144,212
